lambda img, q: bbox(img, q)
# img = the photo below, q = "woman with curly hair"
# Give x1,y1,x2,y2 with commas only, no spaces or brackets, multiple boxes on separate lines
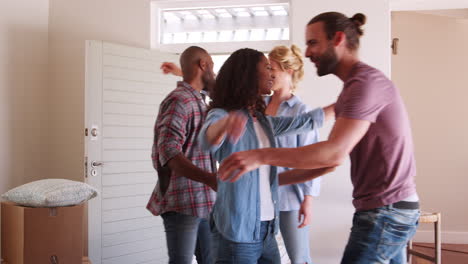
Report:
199,48,333,263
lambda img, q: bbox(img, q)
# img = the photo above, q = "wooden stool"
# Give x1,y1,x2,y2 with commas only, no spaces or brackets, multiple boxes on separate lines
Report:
407,212,441,264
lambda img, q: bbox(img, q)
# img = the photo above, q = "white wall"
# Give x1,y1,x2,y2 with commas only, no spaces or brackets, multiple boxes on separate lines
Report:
392,11,468,244
47,1,151,257
0,0,50,258
290,0,391,263
48,0,151,182
0,0,50,195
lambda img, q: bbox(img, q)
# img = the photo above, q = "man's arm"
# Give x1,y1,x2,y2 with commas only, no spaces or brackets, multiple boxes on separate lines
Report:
157,97,215,189
323,103,336,122
167,154,217,191
218,117,371,181
278,167,335,186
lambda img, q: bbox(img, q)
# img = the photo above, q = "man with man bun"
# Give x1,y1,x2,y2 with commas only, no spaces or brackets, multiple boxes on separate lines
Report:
218,12,420,264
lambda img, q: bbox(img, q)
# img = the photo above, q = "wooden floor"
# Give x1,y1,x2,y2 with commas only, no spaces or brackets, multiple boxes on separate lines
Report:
411,243,468,264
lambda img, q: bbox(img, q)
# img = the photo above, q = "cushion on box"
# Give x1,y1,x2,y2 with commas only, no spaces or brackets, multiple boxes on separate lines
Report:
1,179,98,207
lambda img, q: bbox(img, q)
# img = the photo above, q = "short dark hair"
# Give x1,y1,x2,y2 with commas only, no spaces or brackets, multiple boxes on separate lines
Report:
308,12,366,51
209,48,266,114
179,46,209,80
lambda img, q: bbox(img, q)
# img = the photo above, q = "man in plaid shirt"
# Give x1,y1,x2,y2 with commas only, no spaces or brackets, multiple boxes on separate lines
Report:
147,46,217,264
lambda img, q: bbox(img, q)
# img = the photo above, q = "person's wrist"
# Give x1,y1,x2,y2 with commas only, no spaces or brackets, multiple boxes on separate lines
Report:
256,149,268,164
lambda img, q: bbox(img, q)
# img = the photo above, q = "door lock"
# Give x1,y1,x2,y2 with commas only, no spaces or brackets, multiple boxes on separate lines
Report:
90,125,99,140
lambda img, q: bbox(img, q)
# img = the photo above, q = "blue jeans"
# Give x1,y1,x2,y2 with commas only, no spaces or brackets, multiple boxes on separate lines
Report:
341,206,420,264
161,211,213,264
279,210,312,264
212,220,281,264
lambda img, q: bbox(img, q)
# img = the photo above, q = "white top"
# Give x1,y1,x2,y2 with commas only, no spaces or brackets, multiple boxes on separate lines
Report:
402,193,419,202
253,120,275,221
264,95,324,211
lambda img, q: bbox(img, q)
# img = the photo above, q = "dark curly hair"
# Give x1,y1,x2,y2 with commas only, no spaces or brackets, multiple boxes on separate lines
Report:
209,48,266,114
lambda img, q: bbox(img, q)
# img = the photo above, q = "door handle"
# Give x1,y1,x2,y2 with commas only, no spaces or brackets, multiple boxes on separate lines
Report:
91,161,104,168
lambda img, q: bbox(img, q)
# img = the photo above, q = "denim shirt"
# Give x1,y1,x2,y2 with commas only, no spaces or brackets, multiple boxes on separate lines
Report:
265,95,325,211
198,108,323,243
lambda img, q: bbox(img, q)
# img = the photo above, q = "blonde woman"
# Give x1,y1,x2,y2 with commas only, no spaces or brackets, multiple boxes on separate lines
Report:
266,45,334,264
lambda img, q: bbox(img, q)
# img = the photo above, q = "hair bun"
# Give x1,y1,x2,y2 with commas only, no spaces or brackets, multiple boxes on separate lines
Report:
351,13,366,36
290,45,303,60
351,13,366,26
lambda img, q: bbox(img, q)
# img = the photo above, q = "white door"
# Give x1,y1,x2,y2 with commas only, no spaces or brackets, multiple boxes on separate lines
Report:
85,40,179,264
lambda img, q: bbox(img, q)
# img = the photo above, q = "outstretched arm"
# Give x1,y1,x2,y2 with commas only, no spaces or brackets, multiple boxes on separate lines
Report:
278,167,335,186
161,62,182,77
218,117,371,181
205,111,247,146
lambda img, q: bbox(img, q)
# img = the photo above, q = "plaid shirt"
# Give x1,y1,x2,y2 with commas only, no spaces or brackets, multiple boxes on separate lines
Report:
146,81,216,218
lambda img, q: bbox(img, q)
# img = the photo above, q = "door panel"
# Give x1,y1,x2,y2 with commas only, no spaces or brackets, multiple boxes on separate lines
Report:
85,40,179,264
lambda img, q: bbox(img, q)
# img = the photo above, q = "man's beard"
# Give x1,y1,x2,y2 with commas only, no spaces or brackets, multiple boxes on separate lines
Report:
316,45,339,76
202,74,215,95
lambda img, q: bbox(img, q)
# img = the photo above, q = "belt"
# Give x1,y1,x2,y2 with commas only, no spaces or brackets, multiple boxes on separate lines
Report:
391,201,419,210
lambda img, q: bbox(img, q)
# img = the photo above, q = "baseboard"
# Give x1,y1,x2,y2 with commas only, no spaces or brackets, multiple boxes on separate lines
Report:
413,230,468,244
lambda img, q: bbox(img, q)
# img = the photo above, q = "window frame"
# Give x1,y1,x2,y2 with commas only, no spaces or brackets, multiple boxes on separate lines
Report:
151,0,292,53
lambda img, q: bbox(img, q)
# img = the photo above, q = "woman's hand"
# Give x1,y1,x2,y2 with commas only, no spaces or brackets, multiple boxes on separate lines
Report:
298,195,313,228
206,111,247,146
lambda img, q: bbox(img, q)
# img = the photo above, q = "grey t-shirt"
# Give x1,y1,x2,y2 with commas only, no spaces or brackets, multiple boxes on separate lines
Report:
335,62,417,211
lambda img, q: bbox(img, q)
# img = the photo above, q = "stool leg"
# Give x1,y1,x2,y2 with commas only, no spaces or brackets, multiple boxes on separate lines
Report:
435,213,441,264
407,240,413,264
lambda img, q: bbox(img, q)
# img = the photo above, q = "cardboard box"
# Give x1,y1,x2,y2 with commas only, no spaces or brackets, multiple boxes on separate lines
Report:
1,202,84,264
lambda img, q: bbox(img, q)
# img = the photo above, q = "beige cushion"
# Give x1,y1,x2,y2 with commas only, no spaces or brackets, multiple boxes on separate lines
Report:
2,179,98,207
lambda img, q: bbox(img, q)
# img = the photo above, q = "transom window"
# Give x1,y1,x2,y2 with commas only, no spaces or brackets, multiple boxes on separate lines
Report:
160,4,289,44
